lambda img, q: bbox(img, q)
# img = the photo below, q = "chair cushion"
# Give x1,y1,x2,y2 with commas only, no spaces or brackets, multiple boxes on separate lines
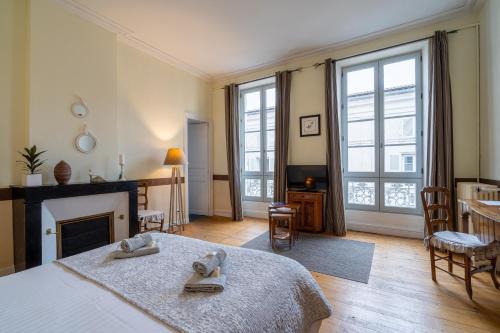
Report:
138,210,165,222
426,231,500,260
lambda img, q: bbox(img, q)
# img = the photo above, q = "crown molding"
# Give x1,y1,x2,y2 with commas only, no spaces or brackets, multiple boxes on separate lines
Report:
212,0,477,82
53,0,211,81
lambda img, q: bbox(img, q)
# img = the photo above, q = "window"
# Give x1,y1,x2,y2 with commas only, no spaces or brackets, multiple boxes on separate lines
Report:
341,52,422,214
240,84,275,201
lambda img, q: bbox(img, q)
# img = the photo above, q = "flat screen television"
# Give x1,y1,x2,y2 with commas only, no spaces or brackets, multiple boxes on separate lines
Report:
286,165,327,191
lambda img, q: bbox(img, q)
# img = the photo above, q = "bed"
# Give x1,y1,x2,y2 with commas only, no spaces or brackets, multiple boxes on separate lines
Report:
0,233,332,333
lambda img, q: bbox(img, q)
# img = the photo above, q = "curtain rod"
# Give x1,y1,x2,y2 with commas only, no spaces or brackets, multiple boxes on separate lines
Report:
313,29,463,68
218,67,302,90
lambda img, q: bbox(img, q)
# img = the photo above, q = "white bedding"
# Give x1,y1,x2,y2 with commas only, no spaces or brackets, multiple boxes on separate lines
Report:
0,256,324,333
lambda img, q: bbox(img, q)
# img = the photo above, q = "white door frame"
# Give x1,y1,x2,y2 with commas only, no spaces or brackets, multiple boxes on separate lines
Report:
184,112,213,220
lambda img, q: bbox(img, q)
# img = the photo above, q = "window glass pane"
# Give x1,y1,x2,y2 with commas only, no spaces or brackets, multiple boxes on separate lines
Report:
266,130,275,150
384,182,417,208
266,110,275,130
244,91,260,112
244,112,260,132
347,67,375,121
347,181,375,206
348,147,375,172
384,59,416,117
384,145,416,173
266,151,274,172
384,59,415,89
348,120,374,146
266,88,275,109
245,178,261,197
245,152,260,172
266,179,274,199
384,117,416,145
245,132,260,151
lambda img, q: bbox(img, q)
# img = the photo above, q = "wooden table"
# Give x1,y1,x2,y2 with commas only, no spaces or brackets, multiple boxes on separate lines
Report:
459,199,500,244
268,203,301,243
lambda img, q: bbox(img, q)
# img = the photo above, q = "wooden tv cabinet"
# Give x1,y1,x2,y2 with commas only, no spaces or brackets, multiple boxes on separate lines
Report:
287,191,324,232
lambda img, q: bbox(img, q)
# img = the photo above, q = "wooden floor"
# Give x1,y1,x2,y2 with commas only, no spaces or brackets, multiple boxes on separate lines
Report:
181,216,500,333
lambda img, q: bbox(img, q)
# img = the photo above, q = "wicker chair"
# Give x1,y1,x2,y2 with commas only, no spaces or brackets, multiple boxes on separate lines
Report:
137,183,165,233
421,186,500,299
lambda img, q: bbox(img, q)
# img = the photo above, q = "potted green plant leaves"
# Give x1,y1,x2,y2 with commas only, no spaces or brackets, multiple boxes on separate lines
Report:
17,145,46,186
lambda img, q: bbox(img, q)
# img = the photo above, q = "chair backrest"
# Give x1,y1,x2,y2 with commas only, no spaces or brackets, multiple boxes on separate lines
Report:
138,182,149,210
420,186,453,235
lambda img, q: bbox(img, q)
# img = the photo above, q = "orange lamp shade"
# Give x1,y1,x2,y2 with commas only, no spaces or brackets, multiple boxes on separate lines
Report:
163,148,187,166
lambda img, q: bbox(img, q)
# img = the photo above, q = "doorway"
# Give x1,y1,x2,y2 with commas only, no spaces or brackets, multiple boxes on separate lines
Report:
185,115,212,221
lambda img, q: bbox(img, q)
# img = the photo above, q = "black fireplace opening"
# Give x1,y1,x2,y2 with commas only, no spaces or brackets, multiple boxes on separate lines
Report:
58,212,114,258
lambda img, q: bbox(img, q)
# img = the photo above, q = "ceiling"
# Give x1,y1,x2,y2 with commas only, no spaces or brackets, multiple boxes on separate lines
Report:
61,0,477,79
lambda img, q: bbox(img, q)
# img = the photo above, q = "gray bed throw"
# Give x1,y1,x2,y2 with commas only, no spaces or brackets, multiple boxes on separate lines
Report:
120,233,153,252
192,248,226,277
112,241,159,259
57,234,332,333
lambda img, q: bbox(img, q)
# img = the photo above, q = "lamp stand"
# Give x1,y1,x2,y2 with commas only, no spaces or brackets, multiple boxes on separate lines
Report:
168,166,185,233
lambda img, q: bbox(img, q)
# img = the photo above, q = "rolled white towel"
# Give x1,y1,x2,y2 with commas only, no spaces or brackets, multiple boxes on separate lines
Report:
192,249,227,277
113,241,159,259
120,233,153,253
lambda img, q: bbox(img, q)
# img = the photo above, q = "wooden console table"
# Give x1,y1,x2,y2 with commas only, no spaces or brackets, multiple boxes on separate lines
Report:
287,191,324,232
459,199,500,243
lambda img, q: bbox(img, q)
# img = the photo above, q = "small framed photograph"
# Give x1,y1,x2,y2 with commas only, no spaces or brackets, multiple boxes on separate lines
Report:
300,114,321,137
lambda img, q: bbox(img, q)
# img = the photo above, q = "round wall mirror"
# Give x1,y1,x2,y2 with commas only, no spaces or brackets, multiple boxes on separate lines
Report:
71,102,88,118
75,133,97,153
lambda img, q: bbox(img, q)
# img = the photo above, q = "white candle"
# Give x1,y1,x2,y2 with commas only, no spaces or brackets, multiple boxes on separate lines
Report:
119,153,125,165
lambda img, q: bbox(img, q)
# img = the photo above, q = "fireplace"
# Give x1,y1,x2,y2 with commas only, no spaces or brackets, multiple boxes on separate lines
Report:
57,212,115,259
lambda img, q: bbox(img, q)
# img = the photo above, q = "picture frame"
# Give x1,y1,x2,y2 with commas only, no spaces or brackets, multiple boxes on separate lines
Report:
299,114,321,137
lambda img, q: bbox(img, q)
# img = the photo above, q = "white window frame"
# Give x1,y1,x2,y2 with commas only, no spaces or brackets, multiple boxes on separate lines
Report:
239,83,275,202
341,52,423,215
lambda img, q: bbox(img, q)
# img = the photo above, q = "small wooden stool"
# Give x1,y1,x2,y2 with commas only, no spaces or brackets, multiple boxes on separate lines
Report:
269,213,296,250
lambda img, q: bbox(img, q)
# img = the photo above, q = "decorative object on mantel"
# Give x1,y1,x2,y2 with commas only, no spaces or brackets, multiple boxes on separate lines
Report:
17,145,46,187
71,96,89,118
164,148,188,233
118,153,126,181
89,169,106,183
54,160,72,185
75,125,97,154
300,114,321,137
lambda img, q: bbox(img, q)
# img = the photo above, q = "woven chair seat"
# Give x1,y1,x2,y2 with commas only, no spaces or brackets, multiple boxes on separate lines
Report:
425,231,500,261
138,210,165,222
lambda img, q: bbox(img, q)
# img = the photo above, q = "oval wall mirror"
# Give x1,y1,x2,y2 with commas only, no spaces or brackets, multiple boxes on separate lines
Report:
75,132,97,153
71,102,88,118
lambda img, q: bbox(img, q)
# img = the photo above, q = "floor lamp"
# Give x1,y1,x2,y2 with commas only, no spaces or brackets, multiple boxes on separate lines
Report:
164,148,187,233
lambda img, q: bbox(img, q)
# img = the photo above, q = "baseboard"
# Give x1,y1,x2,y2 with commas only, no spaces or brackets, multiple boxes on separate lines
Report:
189,209,209,216
348,221,423,239
243,209,267,219
213,209,232,218
0,265,15,277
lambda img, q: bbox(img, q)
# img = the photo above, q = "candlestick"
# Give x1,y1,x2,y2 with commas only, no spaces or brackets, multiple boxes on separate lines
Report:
119,153,125,166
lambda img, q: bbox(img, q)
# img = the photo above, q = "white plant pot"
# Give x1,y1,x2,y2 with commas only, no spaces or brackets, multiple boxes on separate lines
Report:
24,174,42,187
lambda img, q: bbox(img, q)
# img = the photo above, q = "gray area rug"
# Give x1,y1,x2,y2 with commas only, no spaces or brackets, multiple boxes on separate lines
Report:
241,232,375,283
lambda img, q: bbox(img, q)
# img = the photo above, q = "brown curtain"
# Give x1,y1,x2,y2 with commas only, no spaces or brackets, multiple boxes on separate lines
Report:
426,31,455,230
274,71,292,202
225,84,243,221
324,59,346,236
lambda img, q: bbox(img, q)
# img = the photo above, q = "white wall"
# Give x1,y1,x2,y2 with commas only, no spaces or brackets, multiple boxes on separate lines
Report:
479,0,500,180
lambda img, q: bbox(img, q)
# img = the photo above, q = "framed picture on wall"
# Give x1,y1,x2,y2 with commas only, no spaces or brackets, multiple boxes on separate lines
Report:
300,114,321,137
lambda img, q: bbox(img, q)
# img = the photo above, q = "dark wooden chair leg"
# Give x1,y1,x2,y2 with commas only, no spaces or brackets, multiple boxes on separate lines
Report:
429,245,437,282
491,258,500,289
448,251,453,273
464,256,473,299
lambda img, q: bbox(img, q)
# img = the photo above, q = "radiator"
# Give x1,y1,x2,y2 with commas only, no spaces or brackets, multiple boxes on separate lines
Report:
456,182,498,232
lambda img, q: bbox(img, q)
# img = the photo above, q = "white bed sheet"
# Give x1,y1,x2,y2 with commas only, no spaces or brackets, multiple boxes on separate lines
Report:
0,263,323,333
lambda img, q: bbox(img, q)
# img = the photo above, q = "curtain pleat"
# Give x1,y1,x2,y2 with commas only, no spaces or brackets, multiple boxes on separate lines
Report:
324,59,346,236
426,31,455,231
274,71,292,202
224,84,243,221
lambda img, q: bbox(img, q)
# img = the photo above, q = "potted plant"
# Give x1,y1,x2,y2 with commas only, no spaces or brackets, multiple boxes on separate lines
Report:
17,145,46,186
